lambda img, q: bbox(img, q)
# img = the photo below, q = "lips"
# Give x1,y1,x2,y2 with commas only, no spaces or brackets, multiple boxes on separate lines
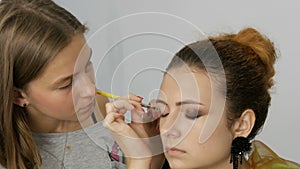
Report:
165,147,186,156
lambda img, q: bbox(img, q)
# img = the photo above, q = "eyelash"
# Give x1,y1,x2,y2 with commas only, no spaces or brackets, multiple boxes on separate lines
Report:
60,81,72,89
57,60,92,90
185,111,202,120
159,110,202,120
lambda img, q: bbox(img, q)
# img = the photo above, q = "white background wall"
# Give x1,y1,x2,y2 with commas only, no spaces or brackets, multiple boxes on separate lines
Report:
54,0,300,162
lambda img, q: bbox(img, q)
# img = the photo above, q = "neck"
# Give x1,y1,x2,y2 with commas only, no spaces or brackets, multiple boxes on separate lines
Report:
203,156,250,169
217,156,250,169
28,113,97,133
29,118,83,133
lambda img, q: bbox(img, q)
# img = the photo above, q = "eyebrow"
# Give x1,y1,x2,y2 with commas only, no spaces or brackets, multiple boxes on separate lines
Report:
52,48,93,86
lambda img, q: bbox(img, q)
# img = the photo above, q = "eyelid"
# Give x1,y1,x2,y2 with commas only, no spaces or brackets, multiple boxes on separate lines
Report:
148,101,169,118
185,111,202,119
59,79,73,89
59,84,72,89
183,105,204,119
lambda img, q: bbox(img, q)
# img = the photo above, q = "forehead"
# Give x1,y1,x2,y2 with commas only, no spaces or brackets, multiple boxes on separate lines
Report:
48,35,86,69
159,67,212,102
29,34,87,86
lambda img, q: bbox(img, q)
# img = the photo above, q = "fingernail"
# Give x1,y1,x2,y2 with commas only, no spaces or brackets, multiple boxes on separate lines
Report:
127,104,135,110
131,104,137,109
137,96,144,101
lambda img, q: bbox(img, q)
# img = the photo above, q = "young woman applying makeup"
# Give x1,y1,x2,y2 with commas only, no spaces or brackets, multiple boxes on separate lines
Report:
0,0,134,168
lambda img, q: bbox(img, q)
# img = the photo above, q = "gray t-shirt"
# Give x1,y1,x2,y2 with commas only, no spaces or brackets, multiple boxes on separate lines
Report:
1,121,125,169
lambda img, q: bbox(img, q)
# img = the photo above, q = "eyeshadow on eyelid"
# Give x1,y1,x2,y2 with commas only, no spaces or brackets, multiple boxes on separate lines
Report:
176,101,204,106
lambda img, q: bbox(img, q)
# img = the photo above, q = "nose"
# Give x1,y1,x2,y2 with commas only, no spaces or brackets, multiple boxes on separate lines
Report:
163,126,181,139
160,112,181,139
75,73,95,98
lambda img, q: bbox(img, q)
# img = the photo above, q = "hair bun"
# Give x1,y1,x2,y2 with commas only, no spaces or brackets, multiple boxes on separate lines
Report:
234,28,277,88
209,27,277,88
234,28,276,66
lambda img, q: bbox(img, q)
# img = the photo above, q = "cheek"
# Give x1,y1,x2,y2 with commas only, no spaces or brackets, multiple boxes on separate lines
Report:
159,117,172,133
177,115,231,151
192,117,233,158
184,118,206,144
29,90,74,114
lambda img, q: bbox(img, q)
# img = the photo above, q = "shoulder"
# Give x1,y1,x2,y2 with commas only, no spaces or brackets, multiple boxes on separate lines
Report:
249,140,300,169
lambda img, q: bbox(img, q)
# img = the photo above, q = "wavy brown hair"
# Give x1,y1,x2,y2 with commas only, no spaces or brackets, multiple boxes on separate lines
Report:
167,28,277,140
0,0,86,168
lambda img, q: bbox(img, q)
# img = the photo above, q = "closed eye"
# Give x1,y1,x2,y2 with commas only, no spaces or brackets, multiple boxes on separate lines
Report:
59,81,72,89
185,111,202,120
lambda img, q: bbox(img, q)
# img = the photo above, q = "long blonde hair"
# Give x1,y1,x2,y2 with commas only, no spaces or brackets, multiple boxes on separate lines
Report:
0,0,86,168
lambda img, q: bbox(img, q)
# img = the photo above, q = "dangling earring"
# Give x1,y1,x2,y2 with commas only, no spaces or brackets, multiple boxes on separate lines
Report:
230,137,251,169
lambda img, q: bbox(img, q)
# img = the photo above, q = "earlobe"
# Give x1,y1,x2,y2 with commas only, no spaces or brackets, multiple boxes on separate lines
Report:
233,109,256,138
13,88,28,107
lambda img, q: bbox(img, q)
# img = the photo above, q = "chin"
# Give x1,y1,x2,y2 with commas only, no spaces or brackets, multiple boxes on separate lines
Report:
167,158,188,169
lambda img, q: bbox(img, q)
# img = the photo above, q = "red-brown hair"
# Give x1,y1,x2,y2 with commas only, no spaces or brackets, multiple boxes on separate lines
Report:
167,27,277,140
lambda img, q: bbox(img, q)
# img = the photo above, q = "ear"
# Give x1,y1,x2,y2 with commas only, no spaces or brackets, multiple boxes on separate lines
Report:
13,88,28,107
232,109,256,138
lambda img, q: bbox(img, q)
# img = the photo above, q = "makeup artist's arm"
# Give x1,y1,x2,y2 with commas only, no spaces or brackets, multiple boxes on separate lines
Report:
129,119,165,169
123,95,165,169
103,95,158,169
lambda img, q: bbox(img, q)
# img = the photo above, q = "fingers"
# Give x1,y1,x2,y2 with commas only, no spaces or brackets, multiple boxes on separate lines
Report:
103,112,122,128
127,93,143,102
126,94,145,113
105,98,133,116
106,93,145,114
103,94,163,159
105,93,158,124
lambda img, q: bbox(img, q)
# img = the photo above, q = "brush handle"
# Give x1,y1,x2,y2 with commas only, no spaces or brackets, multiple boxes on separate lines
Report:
96,89,120,99
96,89,150,108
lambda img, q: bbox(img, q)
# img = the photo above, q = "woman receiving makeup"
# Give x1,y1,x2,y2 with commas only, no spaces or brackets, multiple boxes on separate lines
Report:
104,27,300,169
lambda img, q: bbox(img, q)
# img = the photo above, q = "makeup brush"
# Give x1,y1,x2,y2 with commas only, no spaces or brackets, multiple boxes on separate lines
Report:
96,89,150,108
